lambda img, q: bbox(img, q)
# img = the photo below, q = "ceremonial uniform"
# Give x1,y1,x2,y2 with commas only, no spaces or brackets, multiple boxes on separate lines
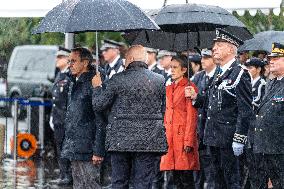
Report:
252,43,284,189
204,29,254,189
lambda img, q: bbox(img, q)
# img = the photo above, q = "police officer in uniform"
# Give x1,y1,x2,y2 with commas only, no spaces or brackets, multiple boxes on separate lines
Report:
252,42,284,189
244,58,267,111
50,49,72,185
190,49,216,189
101,39,125,82
145,47,165,76
186,28,254,189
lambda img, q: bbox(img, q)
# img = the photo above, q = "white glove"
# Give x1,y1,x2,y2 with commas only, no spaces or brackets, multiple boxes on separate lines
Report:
49,116,54,131
232,142,244,156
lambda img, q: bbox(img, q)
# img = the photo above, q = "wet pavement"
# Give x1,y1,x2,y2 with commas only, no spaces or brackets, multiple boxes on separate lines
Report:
0,115,72,188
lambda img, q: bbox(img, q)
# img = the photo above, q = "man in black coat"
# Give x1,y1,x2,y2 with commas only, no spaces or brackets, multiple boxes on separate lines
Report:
50,50,72,185
92,45,168,189
190,49,216,189
252,42,284,189
61,47,105,189
186,29,254,189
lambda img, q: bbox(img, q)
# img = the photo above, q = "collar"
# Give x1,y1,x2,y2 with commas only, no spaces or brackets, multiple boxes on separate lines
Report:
277,76,284,80
109,55,121,68
220,58,235,76
206,67,216,78
148,61,157,71
165,68,171,75
252,76,261,86
61,66,69,73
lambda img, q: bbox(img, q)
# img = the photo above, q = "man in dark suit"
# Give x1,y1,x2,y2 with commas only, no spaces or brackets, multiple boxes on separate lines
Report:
92,45,168,189
252,42,284,189
190,49,216,189
186,28,254,189
50,49,72,185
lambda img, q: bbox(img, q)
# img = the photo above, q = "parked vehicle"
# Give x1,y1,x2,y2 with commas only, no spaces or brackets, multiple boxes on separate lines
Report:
5,45,58,117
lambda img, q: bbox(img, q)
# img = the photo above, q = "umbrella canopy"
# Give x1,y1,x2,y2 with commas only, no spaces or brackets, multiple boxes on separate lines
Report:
154,4,252,41
33,0,159,34
123,30,215,52
239,31,284,53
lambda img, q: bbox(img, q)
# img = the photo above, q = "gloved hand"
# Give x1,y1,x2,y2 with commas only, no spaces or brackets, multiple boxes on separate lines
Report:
232,142,244,156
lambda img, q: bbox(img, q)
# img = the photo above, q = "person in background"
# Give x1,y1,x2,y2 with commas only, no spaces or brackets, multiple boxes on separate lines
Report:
191,49,216,189
189,54,202,76
50,49,72,186
238,50,249,65
62,47,105,189
101,39,124,81
252,42,284,189
158,50,176,86
160,55,199,189
145,47,165,75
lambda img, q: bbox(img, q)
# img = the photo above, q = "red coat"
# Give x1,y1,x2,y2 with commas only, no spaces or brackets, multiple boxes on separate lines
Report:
160,78,200,171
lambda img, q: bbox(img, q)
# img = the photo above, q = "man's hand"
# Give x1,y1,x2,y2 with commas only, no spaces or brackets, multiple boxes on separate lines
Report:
92,155,104,165
184,146,194,153
232,142,244,156
92,72,102,88
185,86,197,100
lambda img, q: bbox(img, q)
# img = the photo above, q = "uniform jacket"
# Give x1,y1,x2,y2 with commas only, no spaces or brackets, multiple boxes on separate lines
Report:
103,57,124,82
51,70,71,126
151,63,165,76
252,77,266,111
62,71,105,161
160,78,200,171
92,61,168,153
204,60,254,148
253,78,284,154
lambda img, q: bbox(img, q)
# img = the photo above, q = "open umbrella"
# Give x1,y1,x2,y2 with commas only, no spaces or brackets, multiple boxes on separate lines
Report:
32,0,159,33
124,3,252,52
32,0,160,71
239,31,284,53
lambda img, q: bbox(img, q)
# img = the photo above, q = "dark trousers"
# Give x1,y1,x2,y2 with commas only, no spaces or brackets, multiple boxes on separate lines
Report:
173,170,195,189
249,153,284,189
209,146,241,189
54,124,71,179
111,152,160,189
71,161,101,189
193,146,215,189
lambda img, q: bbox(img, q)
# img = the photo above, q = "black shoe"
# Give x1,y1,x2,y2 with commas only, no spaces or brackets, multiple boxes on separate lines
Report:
58,177,73,186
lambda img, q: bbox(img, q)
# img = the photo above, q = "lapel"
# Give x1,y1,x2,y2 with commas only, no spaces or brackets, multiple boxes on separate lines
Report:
258,79,283,109
172,78,188,107
212,61,238,87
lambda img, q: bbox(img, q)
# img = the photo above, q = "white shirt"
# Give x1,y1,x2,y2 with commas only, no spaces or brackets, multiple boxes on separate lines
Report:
220,58,236,76
148,61,157,71
109,55,120,68
252,76,260,87
277,76,284,80
206,67,216,78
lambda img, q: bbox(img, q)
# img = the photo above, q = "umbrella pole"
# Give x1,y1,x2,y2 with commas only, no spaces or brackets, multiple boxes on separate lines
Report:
96,31,99,73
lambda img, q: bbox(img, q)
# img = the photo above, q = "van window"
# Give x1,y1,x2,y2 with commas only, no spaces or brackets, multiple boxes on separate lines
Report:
11,49,56,73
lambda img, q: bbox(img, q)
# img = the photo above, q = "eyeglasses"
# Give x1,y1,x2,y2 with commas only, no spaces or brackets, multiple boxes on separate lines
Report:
67,59,89,65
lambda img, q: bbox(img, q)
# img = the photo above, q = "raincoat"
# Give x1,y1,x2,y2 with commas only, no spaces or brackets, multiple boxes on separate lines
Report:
160,77,200,170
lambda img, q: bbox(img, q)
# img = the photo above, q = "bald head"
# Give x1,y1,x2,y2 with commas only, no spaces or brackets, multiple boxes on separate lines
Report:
125,45,147,68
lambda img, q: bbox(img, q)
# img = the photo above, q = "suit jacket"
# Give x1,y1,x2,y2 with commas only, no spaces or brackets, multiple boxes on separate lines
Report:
253,78,284,154
203,60,254,148
92,61,168,153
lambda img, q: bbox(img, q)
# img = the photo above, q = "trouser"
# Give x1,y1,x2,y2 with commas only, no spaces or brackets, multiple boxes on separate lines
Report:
152,171,175,189
193,146,215,189
209,146,241,189
54,124,71,179
71,161,101,189
111,152,160,189
172,170,195,189
100,152,112,187
249,153,284,189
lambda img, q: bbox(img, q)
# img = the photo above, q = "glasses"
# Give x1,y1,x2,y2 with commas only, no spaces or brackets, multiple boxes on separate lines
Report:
67,59,89,65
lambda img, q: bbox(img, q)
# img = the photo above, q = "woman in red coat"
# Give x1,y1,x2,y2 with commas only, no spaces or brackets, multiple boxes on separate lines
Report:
160,55,199,188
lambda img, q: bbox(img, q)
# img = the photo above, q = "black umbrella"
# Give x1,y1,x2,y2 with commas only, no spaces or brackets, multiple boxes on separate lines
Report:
239,31,284,53
155,3,251,38
33,0,159,33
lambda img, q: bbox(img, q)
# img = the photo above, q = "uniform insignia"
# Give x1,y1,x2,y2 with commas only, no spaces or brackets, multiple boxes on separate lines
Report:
272,96,284,102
